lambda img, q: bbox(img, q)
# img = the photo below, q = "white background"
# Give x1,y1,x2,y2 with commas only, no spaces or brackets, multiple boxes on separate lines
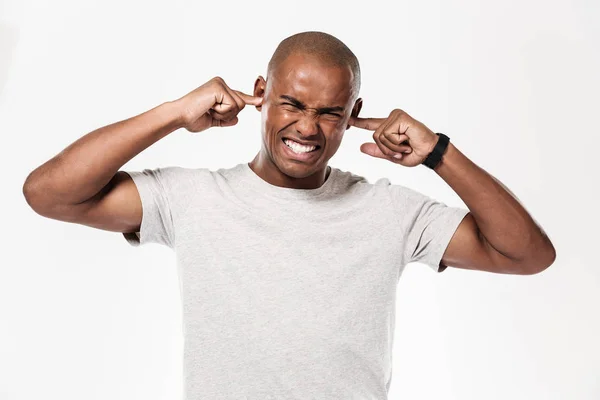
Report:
1,0,599,399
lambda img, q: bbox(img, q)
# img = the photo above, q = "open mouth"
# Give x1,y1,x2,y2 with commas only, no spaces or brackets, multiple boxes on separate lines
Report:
281,138,321,154
280,138,322,161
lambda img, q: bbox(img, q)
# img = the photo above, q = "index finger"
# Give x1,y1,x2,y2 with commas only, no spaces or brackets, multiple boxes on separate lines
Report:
349,116,386,131
234,90,263,106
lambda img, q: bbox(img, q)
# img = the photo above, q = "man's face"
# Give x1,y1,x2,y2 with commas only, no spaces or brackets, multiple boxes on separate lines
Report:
253,53,362,178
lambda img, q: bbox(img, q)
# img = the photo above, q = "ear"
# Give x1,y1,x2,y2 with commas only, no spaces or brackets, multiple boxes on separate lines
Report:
347,97,363,130
253,75,266,112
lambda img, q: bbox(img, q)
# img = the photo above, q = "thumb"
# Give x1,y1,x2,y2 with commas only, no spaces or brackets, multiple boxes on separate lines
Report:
219,116,239,127
211,116,239,128
360,142,387,159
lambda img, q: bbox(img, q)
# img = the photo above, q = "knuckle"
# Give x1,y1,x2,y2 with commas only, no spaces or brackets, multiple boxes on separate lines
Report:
390,109,403,118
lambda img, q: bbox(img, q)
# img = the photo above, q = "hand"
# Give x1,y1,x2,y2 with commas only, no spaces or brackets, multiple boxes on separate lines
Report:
174,76,263,133
349,109,439,167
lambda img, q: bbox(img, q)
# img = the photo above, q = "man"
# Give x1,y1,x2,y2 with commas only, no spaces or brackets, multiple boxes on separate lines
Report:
23,31,555,399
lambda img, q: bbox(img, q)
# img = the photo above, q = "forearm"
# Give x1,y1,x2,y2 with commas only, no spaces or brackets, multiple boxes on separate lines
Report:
433,142,555,262
23,100,183,208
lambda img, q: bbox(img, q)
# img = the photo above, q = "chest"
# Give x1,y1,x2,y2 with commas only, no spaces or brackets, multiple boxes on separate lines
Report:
177,207,401,320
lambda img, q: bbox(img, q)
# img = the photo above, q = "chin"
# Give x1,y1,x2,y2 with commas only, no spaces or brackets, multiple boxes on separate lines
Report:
277,161,318,178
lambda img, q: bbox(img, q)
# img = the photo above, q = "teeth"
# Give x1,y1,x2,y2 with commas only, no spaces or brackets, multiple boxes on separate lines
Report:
283,139,317,153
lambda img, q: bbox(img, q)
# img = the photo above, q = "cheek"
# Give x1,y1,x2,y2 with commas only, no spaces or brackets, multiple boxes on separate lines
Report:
329,131,345,147
321,118,344,130
263,105,294,131
262,107,287,149
320,119,345,141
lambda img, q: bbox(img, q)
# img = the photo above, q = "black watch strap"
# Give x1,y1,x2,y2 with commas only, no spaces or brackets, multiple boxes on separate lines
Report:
422,133,450,169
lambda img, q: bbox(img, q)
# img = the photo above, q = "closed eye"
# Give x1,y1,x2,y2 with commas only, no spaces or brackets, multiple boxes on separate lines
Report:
281,102,341,117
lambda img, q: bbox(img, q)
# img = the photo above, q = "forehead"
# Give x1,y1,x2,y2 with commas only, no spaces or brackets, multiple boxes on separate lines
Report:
269,53,354,106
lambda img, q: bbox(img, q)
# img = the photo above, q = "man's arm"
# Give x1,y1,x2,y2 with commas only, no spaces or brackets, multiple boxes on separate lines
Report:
436,142,556,275
22,77,262,233
348,110,555,275
22,101,183,233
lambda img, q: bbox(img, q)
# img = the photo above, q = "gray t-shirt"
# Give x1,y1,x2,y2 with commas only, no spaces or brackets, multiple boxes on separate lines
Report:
123,162,468,400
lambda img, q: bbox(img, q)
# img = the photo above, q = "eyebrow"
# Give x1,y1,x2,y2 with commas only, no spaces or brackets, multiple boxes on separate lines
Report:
279,95,345,114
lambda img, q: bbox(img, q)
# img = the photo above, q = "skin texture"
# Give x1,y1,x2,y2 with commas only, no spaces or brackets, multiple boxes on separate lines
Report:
249,52,362,189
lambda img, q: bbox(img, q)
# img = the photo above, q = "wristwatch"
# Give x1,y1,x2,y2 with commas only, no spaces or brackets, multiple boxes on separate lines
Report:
422,133,450,169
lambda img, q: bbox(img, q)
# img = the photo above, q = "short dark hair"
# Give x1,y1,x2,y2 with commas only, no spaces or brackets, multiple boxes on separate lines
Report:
267,31,361,96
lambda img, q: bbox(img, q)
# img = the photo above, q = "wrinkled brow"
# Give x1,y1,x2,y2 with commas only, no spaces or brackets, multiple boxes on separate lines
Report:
279,95,345,114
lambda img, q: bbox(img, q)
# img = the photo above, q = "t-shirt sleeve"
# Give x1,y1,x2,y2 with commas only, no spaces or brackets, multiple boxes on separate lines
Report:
394,185,469,273
121,168,177,248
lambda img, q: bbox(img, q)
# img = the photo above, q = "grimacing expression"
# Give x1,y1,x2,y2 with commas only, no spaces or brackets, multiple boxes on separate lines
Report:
253,53,362,178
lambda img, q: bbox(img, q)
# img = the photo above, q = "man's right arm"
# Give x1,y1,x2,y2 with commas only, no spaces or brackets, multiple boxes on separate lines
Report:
22,100,184,234
22,76,262,235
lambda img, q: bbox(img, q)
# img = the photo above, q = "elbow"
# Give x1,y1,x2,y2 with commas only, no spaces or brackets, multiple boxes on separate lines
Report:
521,240,557,275
23,173,86,223
23,173,55,217
23,174,44,214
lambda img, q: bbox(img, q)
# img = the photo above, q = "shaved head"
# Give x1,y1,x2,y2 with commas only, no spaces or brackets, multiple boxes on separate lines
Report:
267,31,361,97
251,31,364,186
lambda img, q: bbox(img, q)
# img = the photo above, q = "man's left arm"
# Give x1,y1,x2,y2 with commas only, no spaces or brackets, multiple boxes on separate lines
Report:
349,109,556,275
432,141,556,275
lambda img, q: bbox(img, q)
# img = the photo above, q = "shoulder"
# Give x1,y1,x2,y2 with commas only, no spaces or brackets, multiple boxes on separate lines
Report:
125,165,216,196
330,167,370,187
127,165,209,179
333,167,424,201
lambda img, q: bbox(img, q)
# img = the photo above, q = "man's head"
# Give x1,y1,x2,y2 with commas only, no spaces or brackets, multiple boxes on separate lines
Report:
252,31,363,181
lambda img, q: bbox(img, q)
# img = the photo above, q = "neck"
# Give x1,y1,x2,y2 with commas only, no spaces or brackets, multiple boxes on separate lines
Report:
248,151,330,189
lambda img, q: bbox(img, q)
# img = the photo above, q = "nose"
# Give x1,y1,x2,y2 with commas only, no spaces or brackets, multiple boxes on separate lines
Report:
295,113,319,137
